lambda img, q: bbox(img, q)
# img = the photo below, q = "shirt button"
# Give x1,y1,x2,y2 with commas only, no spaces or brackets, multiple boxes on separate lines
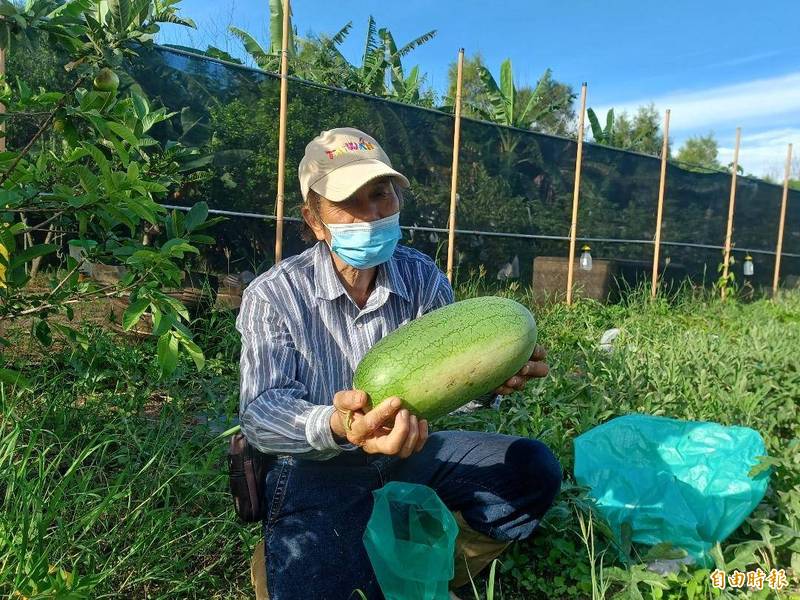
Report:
356,321,363,328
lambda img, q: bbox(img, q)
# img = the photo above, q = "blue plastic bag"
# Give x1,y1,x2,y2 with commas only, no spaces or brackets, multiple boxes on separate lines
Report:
574,414,770,566
363,482,459,600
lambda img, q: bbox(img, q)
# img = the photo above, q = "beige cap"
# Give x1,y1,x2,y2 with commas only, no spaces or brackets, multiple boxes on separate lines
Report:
298,127,410,202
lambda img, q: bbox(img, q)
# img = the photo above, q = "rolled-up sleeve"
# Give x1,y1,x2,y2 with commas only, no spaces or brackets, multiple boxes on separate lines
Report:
236,287,343,459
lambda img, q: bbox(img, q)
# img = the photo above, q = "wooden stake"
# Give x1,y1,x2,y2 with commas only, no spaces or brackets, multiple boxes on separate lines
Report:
566,83,587,306
273,0,290,264
446,48,465,283
773,143,793,295
651,109,670,298
721,127,741,300
0,47,6,153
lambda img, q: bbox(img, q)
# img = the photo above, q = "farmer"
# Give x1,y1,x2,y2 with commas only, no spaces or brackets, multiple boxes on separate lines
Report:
236,127,562,600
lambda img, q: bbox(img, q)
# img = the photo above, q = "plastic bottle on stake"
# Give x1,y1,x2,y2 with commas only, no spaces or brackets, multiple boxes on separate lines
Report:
580,245,593,271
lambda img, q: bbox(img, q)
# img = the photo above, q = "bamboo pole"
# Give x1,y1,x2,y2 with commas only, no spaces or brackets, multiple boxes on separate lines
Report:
566,83,587,306
273,0,290,264
773,143,793,295
0,47,6,152
651,109,671,298
721,127,741,300
446,48,465,283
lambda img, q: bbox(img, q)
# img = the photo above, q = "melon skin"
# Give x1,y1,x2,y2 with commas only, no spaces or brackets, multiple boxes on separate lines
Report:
352,296,538,421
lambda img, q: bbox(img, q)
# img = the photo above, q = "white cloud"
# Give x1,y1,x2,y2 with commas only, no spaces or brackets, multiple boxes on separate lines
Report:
717,128,798,178
593,72,800,176
593,71,800,133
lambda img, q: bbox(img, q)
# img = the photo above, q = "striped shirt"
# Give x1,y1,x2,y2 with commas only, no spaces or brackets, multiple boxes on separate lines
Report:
236,241,454,460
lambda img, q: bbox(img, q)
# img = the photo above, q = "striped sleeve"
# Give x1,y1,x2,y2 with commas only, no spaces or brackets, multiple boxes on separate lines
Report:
236,286,342,460
421,266,455,315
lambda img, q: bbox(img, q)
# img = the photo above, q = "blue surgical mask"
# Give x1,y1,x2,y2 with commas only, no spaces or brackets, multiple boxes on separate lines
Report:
323,212,402,269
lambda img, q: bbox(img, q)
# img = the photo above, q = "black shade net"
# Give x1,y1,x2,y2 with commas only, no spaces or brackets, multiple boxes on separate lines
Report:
126,45,800,289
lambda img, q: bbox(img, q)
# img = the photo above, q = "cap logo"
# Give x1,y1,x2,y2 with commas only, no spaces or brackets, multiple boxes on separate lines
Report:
324,137,375,160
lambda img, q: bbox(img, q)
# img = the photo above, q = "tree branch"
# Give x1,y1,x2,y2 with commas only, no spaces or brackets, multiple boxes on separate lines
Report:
0,75,86,187
20,210,64,235
47,256,85,299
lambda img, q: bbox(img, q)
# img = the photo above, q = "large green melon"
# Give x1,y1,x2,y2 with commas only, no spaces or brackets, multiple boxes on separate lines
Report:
352,296,538,420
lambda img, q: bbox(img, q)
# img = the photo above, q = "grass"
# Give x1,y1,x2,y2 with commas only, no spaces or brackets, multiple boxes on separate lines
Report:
1,275,799,599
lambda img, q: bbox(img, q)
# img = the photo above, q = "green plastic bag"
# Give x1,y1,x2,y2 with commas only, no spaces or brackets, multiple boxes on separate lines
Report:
363,482,459,600
574,414,770,567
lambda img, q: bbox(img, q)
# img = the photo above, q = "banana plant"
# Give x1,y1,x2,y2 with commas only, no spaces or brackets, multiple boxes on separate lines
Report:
358,17,435,97
381,27,432,104
475,60,566,130
229,0,294,72
472,59,571,168
587,107,615,145
230,12,435,101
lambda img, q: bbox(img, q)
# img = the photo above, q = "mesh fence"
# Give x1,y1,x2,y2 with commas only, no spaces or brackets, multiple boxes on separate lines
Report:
126,45,800,290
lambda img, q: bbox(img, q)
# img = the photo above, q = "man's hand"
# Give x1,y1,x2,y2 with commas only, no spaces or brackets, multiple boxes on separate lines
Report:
330,390,428,458
494,344,549,395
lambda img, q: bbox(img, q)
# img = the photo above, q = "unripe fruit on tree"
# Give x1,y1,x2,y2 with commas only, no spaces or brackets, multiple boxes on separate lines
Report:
93,68,119,92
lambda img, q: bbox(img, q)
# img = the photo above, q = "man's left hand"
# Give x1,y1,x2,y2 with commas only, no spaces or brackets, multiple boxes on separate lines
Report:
494,344,549,395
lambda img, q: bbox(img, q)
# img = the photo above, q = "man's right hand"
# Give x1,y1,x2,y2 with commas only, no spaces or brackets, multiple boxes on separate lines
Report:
330,390,428,458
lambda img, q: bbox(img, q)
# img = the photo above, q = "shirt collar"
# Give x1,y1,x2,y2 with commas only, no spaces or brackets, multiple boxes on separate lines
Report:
313,241,410,303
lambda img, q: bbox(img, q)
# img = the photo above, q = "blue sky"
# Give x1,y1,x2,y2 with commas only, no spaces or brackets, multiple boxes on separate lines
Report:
158,0,800,177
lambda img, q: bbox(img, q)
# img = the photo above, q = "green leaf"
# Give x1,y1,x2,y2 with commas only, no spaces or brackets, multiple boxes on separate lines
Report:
126,161,140,181
487,559,498,600
123,297,150,331
109,137,130,167
180,337,205,371
67,238,98,250
587,108,603,142
34,319,52,346
0,3,19,18
267,0,293,56
134,180,167,193
158,293,190,322
177,153,213,172
188,233,214,245
182,202,208,232
499,59,514,126
131,91,149,120
229,26,269,63
157,331,179,376
748,455,778,478
32,91,64,105
605,108,615,137
74,165,99,193
125,198,158,224
477,65,507,125
9,243,57,270
51,323,90,351
150,302,168,336
0,368,30,389
79,91,113,112
65,147,90,163
108,0,131,30
160,238,198,258
84,144,111,180
107,121,139,147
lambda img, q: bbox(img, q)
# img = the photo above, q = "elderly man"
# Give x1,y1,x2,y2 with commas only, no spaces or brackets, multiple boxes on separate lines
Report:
237,127,562,600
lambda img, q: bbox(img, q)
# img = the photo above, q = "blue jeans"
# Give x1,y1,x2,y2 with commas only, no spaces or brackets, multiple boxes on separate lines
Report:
262,431,562,600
